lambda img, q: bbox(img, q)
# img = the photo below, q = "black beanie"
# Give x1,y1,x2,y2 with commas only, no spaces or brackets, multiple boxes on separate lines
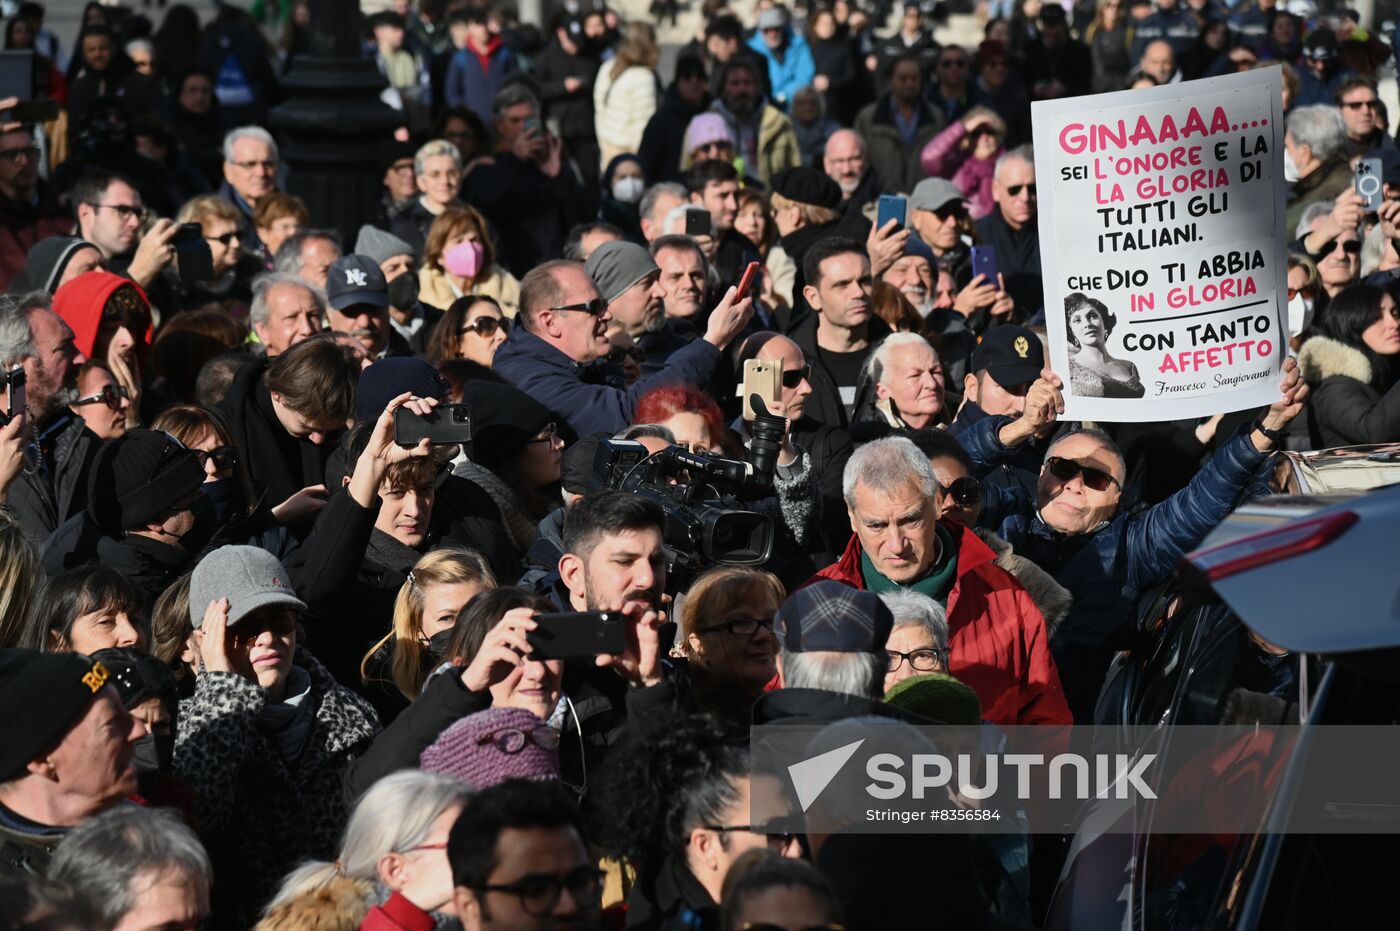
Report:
86,429,208,533
0,649,111,782
463,381,554,470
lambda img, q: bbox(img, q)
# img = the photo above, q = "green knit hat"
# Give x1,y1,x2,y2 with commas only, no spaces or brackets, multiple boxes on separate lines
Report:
884,673,981,725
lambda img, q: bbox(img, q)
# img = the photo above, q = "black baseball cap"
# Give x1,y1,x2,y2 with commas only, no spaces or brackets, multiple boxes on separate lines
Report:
970,325,1043,388
326,255,390,312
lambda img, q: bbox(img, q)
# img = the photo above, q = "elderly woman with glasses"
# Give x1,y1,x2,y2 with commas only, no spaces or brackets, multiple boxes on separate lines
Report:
878,589,950,692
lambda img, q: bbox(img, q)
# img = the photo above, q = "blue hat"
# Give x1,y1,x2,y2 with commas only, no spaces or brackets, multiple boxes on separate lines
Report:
902,234,936,268
354,357,450,424
326,255,390,312
775,581,894,654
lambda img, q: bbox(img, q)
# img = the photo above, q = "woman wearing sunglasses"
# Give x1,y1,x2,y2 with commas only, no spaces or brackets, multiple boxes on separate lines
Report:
54,271,153,429
1298,283,1400,447
426,294,509,369
71,360,131,440
1064,292,1144,399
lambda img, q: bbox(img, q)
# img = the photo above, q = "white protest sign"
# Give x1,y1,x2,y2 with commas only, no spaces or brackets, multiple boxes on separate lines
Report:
1032,69,1287,421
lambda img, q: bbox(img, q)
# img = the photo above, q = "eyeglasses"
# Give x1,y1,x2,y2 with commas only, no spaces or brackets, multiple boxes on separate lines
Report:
939,58,967,69
607,345,644,366
1045,455,1120,491
1343,99,1381,111
0,145,38,163
937,475,982,508
89,202,149,223
1006,183,1038,198
73,384,129,409
193,446,238,470
459,316,508,337
549,298,609,317
478,865,604,917
1287,286,1313,300
389,161,415,174
931,204,966,221
702,826,797,851
781,363,812,389
527,423,559,445
205,231,241,246
476,725,562,754
230,159,277,171
1320,238,1362,256
887,647,948,673
696,615,775,638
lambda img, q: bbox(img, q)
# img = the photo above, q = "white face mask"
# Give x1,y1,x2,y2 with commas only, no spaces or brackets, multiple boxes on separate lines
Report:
1288,291,1314,337
1283,148,1300,183
611,176,645,204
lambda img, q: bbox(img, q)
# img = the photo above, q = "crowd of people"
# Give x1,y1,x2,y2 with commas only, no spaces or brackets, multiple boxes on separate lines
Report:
0,0,1392,928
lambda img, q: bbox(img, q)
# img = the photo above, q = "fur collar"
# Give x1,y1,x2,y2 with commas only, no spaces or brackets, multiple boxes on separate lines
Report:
974,529,1073,638
1298,334,1373,384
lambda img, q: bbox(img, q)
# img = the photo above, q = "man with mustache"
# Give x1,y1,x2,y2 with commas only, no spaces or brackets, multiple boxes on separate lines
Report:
326,255,414,360
494,259,753,438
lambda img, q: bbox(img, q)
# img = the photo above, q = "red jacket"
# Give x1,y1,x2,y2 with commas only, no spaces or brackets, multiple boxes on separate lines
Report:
359,891,434,931
809,523,1072,728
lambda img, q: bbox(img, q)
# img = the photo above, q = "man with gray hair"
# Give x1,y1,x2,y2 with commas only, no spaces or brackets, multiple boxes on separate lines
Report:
974,144,1041,317
1284,104,1351,233
219,126,279,244
807,434,1070,727
464,83,587,277
49,806,211,931
249,273,325,358
639,181,689,243
272,229,342,292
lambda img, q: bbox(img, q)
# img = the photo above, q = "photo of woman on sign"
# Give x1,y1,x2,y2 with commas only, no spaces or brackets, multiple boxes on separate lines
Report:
1065,292,1145,398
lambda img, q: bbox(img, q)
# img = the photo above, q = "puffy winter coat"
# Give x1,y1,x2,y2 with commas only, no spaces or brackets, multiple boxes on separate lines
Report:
919,121,999,220
593,63,659,155
959,414,1273,721
1298,334,1400,447
809,524,1073,729
174,654,380,930
746,28,816,110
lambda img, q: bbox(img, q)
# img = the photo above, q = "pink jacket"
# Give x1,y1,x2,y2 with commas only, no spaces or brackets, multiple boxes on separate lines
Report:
919,121,1000,221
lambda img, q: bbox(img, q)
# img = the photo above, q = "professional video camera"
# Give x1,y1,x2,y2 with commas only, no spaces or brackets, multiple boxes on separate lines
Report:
586,397,788,577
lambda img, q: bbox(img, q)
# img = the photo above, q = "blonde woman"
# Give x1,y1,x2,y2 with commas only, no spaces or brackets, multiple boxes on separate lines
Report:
417,205,521,317
675,567,784,727
361,547,497,710
593,22,661,167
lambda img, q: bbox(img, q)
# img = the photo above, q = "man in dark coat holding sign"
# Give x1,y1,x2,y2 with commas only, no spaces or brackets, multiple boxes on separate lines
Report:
959,360,1309,722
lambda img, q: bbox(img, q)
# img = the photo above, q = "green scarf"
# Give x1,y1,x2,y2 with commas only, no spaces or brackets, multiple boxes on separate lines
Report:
860,523,959,604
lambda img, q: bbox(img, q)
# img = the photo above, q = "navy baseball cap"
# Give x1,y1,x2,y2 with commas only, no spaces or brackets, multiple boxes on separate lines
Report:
775,581,894,654
970,325,1043,388
326,255,390,312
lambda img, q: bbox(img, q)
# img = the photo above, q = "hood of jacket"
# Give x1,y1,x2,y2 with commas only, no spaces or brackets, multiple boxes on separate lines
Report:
1298,334,1373,385
52,271,152,358
973,527,1072,637
22,236,98,295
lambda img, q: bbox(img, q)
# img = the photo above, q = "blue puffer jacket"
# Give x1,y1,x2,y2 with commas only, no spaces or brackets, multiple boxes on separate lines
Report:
959,415,1273,721
747,28,815,110
493,326,723,439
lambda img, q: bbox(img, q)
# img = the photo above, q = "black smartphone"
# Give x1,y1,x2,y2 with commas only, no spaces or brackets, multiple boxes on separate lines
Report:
0,99,58,125
3,366,25,421
876,194,908,231
526,611,626,659
172,222,214,284
685,208,713,238
394,404,472,446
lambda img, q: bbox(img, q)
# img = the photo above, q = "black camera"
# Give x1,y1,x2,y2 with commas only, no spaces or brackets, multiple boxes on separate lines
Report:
585,397,787,577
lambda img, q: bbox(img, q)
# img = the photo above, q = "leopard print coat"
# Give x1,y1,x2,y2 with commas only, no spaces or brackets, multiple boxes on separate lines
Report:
174,652,380,931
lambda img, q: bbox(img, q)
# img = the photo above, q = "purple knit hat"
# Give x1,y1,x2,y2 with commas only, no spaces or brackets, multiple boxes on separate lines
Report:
420,707,561,789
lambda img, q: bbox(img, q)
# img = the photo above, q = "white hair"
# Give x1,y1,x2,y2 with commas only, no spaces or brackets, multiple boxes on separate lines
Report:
862,332,938,388
1296,200,1334,239
994,144,1034,183
249,272,326,327
1286,104,1346,163
842,435,938,507
266,770,470,910
222,125,279,163
0,295,35,369
879,590,949,651
124,38,154,57
415,138,463,175
781,649,886,699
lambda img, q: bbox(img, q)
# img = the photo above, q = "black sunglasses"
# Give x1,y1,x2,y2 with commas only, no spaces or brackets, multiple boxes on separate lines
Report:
205,231,240,246
938,475,982,508
549,298,608,317
193,446,238,470
1320,238,1362,256
459,316,509,337
781,363,811,389
1006,183,1038,198
1045,455,1120,492
73,384,129,410
607,345,645,365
